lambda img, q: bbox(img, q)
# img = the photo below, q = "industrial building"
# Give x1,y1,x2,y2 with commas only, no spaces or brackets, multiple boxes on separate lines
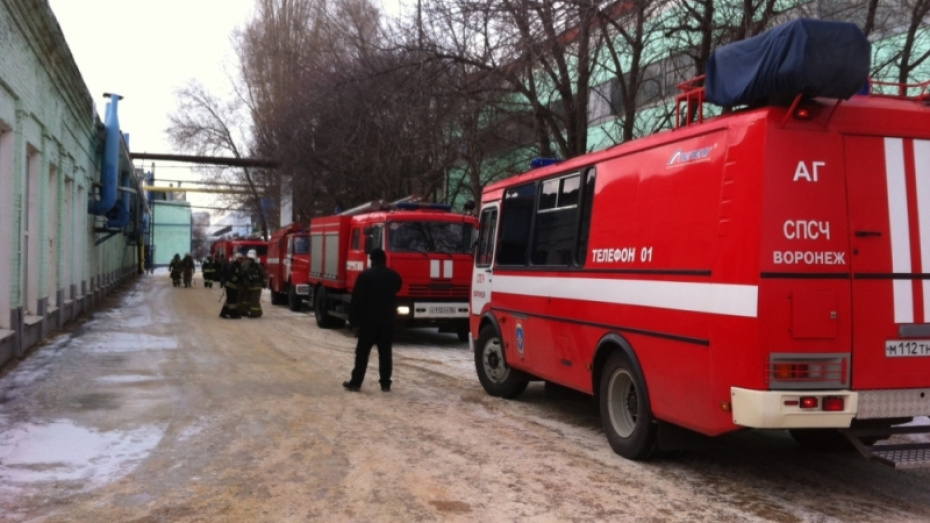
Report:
0,0,147,367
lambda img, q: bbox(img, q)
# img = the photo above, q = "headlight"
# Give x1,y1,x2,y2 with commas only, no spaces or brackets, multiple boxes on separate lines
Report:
397,306,411,315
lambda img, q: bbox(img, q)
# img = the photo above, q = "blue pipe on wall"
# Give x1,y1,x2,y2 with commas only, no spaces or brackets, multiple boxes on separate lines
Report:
88,92,123,216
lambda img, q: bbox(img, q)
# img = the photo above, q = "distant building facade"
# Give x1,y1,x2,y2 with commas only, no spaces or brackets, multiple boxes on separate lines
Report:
151,201,193,266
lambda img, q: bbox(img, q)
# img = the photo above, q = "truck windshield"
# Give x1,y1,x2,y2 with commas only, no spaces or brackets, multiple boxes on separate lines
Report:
293,237,310,255
237,245,268,256
387,221,475,254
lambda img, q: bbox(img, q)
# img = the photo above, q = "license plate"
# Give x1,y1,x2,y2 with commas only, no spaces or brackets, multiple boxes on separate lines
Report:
429,307,456,314
886,340,930,357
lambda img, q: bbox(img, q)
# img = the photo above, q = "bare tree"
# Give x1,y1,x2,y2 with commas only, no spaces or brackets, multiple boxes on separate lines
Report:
167,81,272,239
868,0,930,85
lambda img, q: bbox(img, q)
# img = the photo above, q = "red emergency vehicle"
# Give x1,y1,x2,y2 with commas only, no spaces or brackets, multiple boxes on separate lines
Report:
266,223,310,311
470,20,930,468
309,200,477,339
211,238,269,266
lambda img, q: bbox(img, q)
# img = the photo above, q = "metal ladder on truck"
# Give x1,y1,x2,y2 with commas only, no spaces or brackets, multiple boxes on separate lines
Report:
843,422,930,469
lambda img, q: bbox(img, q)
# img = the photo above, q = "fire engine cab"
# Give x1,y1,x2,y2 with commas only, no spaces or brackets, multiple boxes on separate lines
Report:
309,199,477,339
211,238,269,266
470,19,930,468
266,223,310,311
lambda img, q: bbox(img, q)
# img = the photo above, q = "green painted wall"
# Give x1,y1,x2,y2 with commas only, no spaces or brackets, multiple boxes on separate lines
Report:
152,202,192,266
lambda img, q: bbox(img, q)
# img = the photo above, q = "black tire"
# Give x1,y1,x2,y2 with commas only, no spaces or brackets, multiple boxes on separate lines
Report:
314,287,335,328
474,325,528,399
599,351,658,460
313,287,345,328
268,278,284,305
456,320,470,342
270,289,286,305
288,284,302,311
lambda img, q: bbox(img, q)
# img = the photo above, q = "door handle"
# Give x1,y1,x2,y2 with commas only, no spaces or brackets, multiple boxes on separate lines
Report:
854,230,882,238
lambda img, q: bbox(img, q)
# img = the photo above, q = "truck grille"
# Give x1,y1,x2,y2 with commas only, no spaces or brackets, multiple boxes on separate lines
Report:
408,283,469,298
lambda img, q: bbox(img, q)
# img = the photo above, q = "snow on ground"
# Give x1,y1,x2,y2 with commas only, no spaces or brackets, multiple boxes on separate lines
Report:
0,419,162,487
0,286,177,505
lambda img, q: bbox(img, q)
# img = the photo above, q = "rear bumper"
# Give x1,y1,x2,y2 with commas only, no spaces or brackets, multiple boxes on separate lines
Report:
731,387,858,429
732,387,930,429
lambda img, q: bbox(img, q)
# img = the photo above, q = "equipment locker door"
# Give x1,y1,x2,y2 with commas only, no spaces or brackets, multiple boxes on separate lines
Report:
846,136,930,389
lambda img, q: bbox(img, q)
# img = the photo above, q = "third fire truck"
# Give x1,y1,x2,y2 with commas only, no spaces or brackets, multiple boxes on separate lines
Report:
470,19,930,468
266,223,310,311
309,199,477,340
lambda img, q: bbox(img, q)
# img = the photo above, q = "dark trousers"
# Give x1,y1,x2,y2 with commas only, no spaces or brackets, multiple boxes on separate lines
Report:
350,326,394,387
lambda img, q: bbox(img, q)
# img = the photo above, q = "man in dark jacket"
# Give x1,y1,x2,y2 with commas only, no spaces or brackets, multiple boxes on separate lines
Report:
343,248,403,392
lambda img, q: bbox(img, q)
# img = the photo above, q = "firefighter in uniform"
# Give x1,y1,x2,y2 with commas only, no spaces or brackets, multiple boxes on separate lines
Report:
181,253,195,288
216,254,228,288
202,255,216,288
239,249,267,318
169,253,182,287
219,253,243,319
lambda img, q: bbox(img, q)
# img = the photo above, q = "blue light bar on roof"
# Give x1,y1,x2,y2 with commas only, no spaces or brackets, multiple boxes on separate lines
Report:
531,157,562,168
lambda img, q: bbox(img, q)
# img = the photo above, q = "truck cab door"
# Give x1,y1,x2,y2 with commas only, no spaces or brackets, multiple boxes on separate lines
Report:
471,204,499,324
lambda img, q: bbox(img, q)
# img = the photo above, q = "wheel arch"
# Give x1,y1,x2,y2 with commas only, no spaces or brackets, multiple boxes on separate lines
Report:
477,312,502,351
592,333,641,403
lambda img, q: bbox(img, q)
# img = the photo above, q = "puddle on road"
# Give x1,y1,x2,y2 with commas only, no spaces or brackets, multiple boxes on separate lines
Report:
0,418,162,491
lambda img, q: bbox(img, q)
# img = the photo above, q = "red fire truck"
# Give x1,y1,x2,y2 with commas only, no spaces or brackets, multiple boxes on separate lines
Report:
266,223,310,311
470,20,930,468
211,238,269,266
309,200,477,340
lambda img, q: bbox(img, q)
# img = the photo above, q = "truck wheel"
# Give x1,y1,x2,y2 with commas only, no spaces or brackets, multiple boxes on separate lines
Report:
474,325,527,399
314,288,336,328
599,351,658,460
288,284,302,312
456,320,469,342
270,290,285,305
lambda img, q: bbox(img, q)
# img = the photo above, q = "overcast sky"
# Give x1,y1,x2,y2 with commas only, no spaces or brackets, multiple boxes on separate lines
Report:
48,0,406,211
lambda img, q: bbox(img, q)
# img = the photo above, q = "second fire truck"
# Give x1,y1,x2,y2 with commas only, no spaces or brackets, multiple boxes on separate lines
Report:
309,200,477,340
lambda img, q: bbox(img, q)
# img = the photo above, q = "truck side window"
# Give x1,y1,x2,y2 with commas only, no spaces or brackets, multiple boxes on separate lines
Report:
532,172,580,266
575,168,596,265
351,229,360,251
365,225,383,253
497,182,536,266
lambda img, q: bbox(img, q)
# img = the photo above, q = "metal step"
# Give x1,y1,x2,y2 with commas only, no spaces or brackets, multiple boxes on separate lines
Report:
842,424,930,469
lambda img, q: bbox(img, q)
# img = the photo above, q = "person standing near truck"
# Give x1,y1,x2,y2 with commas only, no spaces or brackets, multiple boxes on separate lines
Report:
343,248,403,392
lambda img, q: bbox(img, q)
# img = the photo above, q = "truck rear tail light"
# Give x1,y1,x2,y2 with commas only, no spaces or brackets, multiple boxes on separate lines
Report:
821,396,844,411
800,396,819,409
768,353,849,390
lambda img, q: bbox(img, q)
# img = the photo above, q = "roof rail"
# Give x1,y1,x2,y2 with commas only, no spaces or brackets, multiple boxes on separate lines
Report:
866,78,930,102
675,75,707,129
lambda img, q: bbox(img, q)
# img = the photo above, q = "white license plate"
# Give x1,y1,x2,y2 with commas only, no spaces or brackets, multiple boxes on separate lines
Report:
886,340,930,357
429,307,456,314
